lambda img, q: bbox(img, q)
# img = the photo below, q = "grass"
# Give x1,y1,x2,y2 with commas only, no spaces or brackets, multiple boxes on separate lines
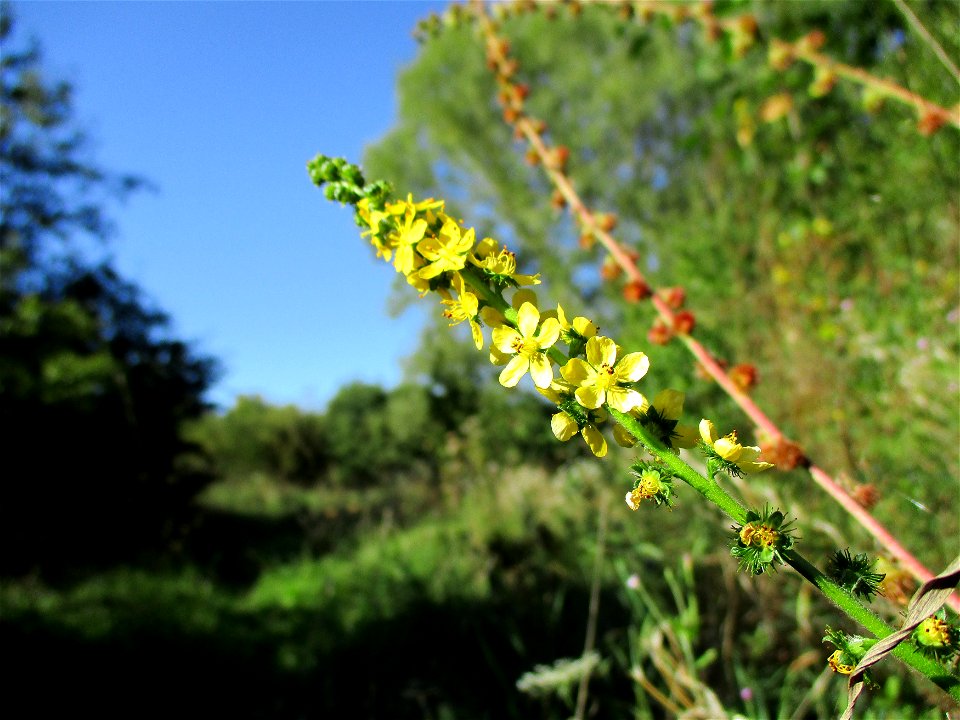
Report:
2,457,955,718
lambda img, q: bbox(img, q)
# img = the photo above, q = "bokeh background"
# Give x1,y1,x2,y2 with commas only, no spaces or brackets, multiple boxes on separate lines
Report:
2,1,958,718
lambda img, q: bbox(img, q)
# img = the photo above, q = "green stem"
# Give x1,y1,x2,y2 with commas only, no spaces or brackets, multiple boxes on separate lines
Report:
608,407,748,524
606,406,960,701
459,265,570,367
460,265,511,317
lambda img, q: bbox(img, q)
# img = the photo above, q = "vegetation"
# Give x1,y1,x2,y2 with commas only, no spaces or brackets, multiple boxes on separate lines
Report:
2,1,958,718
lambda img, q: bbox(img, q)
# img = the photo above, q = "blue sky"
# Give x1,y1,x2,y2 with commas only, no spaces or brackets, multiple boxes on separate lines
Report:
12,0,449,411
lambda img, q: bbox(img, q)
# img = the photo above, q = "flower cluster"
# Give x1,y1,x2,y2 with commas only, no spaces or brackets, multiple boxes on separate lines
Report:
310,155,667,460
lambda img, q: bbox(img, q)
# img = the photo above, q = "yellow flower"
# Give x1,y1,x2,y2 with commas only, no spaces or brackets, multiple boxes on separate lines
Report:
827,650,855,676
699,419,773,474
625,468,667,510
557,304,598,341
540,380,608,457
388,207,428,276
560,336,648,411
551,409,607,457
357,197,392,260
417,219,475,279
440,273,484,350
471,238,540,286
492,301,561,389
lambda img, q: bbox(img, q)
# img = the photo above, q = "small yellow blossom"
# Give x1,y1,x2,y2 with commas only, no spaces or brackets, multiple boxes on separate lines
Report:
492,301,561,388
357,197,393,260
560,336,649,412
827,650,855,675
550,408,607,458
388,207,428,275
440,273,484,349
625,469,664,510
540,380,608,458
471,238,540,286
557,304,598,340
417,219,475,279
699,419,773,474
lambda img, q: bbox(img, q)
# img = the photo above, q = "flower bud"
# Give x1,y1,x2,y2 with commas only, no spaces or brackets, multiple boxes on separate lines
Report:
755,429,806,471
760,93,793,123
917,110,947,136
547,145,570,171
799,30,826,53
600,256,621,281
623,279,651,303
648,319,672,345
850,483,879,509
767,39,794,71
673,310,695,334
596,212,618,232
809,67,837,98
729,363,758,391
659,286,686,309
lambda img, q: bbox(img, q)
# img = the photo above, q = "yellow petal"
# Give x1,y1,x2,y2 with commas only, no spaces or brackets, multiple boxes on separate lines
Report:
560,358,594,385
499,355,529,388
529,354,555,389
582,425,607,457
480,306,505,327
575,385,605,410
606,387,644,412
699,419,718,445
489,344,511,366
492,325,521,354
612,423,638,448
615,352,650,383
572,316,597,338
713,436,742,461
511,289,538,311
516,301,540,338
740,460,775,474
537,317,561,348
470,320,484,350
551,412,578,441
672,424,700,449
598,337,618,366
652,389,684,420
587,336,612,367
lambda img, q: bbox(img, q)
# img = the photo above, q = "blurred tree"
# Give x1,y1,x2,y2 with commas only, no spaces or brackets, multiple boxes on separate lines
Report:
324,381,443,486
0,5,217,577
190,395,328,485
363,0,959,566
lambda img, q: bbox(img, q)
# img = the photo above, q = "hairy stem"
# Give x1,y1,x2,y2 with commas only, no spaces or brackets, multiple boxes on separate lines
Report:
607,406,960,701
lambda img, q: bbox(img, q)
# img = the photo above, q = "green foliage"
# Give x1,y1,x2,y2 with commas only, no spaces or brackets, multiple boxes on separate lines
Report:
0,7,216,577
324,380,443,486
190,395,329,485
0,3,144,272
364,0,960,571
5,2,958,717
